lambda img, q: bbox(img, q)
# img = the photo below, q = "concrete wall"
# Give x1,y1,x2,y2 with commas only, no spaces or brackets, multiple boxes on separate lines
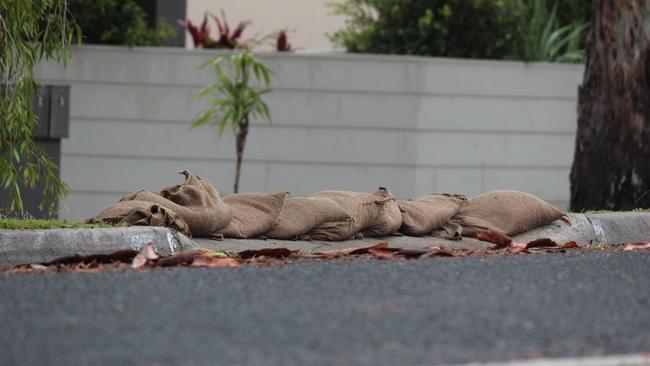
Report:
36,45,583,220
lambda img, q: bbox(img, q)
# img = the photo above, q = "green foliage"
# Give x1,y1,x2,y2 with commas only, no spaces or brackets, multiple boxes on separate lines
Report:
192,51,272,133
512,0,587,62
329,0,590,62
67,0,175,47
328,0,522,59
0,217,114,230
0,0,81,214
555,0,592,27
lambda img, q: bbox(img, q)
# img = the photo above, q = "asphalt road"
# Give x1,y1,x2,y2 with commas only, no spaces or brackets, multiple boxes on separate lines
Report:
1,251,650,366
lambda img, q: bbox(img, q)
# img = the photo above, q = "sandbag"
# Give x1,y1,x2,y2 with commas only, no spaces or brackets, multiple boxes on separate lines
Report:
307,189,390,241
121,170,232,237
265,196,351,240
220,192,288,239
398,194,467,236
436,190,564,238
88,200,190,235
362,187,402,237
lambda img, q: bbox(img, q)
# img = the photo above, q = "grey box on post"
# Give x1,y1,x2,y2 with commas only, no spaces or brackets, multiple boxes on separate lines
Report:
49,85,70,138
0,84,70,219
31,85,50,139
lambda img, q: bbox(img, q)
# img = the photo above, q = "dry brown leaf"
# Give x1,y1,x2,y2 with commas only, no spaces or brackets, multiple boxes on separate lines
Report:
317,242,390,257
560,241,579,249
525,238,559,249
396,248,433,258
142,243,160,260
623,242,650,251
131,253,148,269
156,252,203,267
509,244,530,254
349,241,390,255
368,247,398,259
190,256,241,267
238,248,296,259
44,249,139,267
427,249,456,257
476,228,513,249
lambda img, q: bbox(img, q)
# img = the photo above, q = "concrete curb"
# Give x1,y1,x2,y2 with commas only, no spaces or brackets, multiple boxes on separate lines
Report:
1,212,649,269
447,353,650,366
0,227,196,269
195,212,650,255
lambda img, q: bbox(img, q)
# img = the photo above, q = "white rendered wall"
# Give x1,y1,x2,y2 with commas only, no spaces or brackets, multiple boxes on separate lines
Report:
36,45,583,220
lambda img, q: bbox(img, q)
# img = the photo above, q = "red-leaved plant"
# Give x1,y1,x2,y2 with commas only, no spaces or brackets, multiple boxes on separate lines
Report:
183,13,212,48
276,31,292,52
182,10,251,49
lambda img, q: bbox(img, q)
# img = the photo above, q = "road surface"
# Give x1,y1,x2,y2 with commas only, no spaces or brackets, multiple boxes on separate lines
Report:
1,251,649,365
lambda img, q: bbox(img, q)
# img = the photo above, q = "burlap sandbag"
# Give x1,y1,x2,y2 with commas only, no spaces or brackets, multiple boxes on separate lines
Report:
436,190,564,238
307,189,390,241
265,196,351,240
398,194,468,236
121,170,232,237
220,192,288,239
88,200,190,235
362,187,402,237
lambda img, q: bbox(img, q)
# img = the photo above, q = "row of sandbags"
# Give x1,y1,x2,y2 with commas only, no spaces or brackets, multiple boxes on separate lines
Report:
88,170,565,241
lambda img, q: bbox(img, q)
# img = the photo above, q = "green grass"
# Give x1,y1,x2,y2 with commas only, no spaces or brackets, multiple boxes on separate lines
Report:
583,208,646,214
0,218,115,230
583,210,612,214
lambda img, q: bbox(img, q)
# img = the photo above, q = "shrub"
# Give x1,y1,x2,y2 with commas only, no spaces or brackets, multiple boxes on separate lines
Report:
68,0,175,46
328,0,522,59
555,0,592,26
330,0,591,61
510,0,587,63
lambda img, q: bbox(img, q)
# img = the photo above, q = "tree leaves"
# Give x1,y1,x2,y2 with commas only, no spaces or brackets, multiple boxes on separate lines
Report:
1,0,78,214
193,49,272,134
514,0,587,62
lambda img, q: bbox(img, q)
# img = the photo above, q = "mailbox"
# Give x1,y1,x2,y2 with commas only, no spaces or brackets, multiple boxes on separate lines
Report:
31,85,50,138
0,84,70,219
49,85,70,138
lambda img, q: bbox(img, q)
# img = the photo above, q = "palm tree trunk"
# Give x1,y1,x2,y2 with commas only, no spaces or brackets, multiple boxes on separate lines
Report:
233,115,249,193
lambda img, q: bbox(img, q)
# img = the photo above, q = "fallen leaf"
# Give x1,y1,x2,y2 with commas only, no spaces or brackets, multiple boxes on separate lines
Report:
476,228,513,249
368,247,398,259
525,238,559,249
396,248,433,258
541,241,580,253
623,242,650,251
156,252,203,267
238,248,296,259
44,249,139,267
349,241,390,255
426,248,455,257
142,243,160,260
560,241,579,249
190,256,241,267
318,242,390,257
131,253,148,269
509,244,530,254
